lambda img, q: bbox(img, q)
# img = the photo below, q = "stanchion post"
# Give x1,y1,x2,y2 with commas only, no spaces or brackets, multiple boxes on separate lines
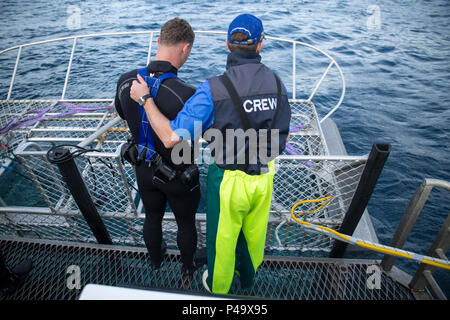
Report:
47,146,112,244
329,142,391,258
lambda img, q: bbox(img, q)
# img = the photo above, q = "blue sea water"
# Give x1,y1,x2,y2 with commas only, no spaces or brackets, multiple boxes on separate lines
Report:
0,0,449,296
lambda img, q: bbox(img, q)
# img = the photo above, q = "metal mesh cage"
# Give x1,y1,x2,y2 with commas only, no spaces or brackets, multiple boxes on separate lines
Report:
288,100,327,156
4,152,366,253
0,100,114,138
1,99,368,254
0,237,415,300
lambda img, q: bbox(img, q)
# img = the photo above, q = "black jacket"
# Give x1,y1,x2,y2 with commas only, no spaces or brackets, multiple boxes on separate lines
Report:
114,61,195,170
207,51,291,175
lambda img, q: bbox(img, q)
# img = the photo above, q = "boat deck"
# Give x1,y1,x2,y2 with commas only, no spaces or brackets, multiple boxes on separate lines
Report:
0,237,415,300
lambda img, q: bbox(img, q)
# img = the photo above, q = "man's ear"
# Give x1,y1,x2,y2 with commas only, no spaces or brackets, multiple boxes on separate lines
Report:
226,40,231,52
182,42,191,54
256,41,263,53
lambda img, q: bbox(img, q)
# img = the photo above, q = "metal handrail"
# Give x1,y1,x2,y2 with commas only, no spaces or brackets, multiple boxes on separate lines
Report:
0,30,345,123
381,178,450,300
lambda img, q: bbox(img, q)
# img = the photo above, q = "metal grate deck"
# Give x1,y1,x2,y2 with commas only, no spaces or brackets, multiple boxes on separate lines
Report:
0,237,415,300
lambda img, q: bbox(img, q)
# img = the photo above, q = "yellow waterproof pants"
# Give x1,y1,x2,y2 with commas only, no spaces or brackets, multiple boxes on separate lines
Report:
205,161,275,294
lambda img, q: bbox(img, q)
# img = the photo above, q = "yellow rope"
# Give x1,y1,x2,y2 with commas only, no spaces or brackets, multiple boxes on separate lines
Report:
286,196,333,245
290,198,450,271
291,196,333,218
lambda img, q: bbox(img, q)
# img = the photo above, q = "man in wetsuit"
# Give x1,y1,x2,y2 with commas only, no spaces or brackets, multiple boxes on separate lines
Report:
114,18,200,277
130,14,291,294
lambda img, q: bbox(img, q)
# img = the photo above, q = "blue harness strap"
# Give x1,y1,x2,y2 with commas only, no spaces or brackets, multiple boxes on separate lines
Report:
136,67,177,162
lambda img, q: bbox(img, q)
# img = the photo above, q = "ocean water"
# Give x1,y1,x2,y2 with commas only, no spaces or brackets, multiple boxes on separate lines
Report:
0,0,449,296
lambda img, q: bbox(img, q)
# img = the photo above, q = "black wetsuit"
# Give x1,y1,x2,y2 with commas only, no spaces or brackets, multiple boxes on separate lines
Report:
115,61,200,269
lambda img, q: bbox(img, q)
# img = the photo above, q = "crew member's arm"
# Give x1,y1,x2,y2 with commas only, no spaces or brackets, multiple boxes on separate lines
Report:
130,74,214,148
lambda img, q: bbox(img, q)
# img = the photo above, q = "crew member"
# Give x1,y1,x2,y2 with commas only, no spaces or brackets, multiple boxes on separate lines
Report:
130,14,291,294
115,18,201,277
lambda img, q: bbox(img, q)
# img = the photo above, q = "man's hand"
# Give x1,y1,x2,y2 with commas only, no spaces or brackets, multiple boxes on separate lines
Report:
130,74,150,103
129,74,182,148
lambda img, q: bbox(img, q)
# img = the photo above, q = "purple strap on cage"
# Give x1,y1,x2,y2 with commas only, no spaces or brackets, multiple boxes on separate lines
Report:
290,124,304,133
285,123,313,167
0,102,113,134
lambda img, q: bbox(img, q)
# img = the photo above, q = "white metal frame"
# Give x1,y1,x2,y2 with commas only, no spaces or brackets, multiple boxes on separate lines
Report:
0,30,345,123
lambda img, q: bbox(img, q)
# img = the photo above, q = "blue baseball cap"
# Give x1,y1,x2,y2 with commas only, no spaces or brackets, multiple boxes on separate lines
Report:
227,14,264,45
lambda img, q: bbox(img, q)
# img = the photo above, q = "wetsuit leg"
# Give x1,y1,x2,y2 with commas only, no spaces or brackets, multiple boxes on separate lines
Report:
165,177,200,269
137,163,200,269
136,164,167,268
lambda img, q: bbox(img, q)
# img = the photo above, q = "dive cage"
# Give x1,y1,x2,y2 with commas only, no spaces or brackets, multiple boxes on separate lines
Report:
0,30,368,254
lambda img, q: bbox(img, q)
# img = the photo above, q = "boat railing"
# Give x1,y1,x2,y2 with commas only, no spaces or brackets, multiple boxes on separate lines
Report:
0,30,345,124
381,178,450,300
